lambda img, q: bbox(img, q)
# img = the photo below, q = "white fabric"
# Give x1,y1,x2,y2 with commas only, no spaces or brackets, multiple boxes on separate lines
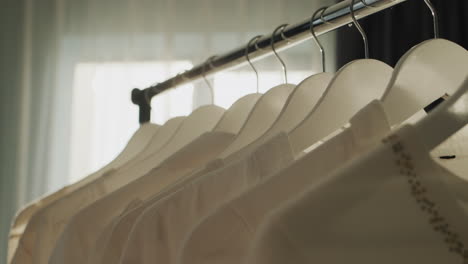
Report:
91,157,234,264
7,123,159,263
178,100,392,264
91,159,228,264
92,199,147,264
432,125,468,177
3,1,334,263
118,132,295,264
11,132,234,264
247,125,468,264
47,132,235,264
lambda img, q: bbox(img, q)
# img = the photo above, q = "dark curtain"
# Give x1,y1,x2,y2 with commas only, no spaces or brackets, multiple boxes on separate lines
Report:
336,0,468,68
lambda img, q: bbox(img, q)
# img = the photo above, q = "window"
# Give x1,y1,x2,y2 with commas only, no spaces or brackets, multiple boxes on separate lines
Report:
69,61,193,183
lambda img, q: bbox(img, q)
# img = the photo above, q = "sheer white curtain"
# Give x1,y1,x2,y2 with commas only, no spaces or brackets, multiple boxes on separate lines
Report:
0,0,336,262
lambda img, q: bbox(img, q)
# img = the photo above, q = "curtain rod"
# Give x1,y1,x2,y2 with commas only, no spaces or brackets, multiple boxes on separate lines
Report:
132,0,408,124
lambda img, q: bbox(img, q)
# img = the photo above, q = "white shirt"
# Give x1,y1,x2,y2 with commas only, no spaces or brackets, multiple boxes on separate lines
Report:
11,131,232,264
246,125,468,264
7,124,159,264
48,132,235,264
118,132,295,264
179,101,392,264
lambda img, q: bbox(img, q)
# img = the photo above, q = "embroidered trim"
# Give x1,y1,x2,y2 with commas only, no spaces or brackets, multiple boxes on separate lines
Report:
382,134,468,263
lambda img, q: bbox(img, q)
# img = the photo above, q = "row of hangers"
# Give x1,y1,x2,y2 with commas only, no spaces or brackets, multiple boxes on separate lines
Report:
124,0,467,166
12,0,468,232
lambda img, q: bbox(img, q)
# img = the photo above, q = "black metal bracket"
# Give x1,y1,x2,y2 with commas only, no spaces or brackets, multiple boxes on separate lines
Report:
131,88,151,124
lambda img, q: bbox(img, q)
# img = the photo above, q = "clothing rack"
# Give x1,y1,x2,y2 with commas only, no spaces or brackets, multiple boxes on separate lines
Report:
132,0,409,124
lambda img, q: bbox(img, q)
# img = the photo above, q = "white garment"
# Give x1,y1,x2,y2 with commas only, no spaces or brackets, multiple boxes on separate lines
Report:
246,125,468,264
92,199,147,264
7,124,159,263
90,160,225,264
48,132,235,264
178,101,392,264
118,132,295,264
91,158,221,264
11,130,230,264
88,157,227,264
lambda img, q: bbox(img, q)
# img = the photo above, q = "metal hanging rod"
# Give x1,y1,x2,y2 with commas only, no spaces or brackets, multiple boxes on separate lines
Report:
132,0,408,124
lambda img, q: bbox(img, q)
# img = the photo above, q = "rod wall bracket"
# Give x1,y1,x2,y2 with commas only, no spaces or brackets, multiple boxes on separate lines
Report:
131,88,151,124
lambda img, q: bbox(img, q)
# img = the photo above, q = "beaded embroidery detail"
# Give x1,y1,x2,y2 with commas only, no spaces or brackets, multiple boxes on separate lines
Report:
382,133,468,263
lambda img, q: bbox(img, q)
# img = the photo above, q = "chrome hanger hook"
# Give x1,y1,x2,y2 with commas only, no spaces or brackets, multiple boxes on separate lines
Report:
254,37,265,51
208,56,218,69
319,7,332,25
245,35,262,93
350,0,369,59
422,0,439,38
202,56,216,104
310,7,328,73
360,0,377,8
271,24,289,84
360,0,371,7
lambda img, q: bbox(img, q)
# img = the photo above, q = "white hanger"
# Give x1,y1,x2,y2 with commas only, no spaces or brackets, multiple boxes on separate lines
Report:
220,25,296,158
148,65,226,159
288,1,393,154
109,123,160,166
381,0,468,126
259,7,333,139
136,116,186,159
214,94,262,134
414,76,468,151
146,104,225,162
212,38,264,134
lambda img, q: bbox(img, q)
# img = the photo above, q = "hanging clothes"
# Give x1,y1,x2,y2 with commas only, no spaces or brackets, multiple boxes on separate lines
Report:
246,125,468,264
6,1,468,264
49,132,294,264
178,100,391,264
